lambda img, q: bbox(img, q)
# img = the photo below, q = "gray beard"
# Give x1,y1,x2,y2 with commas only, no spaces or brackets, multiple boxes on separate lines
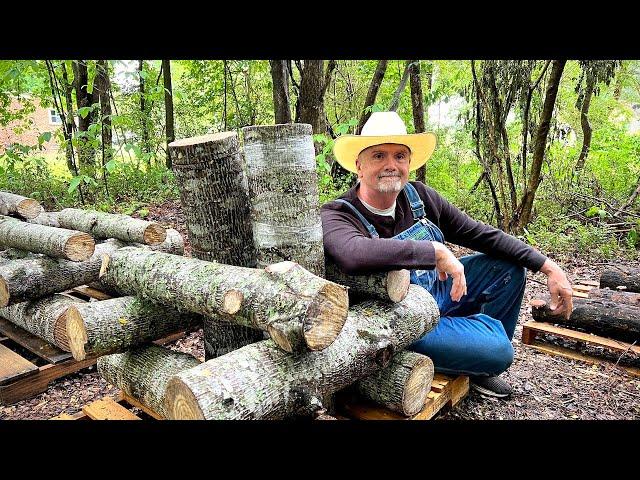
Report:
376,177,403,193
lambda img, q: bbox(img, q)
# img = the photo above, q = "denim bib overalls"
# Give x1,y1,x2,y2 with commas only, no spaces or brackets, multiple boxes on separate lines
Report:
334,183,526,377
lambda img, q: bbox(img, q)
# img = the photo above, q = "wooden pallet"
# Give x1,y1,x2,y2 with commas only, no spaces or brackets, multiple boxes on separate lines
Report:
50,392,162,420
0,284,191,405
336,374,469,420
522,320,640,377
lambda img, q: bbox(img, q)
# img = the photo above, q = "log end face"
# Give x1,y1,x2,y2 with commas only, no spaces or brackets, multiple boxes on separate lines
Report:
65,305,88,361
264,260,298,275
0,276,9,308
17,198,43,219
165,377,206,420
99,254,111,278
222,289,243,315
304,282,349,351
64,233,95,261
403,356,434,416
530,298,547,309
387,269,411,303
266,325,294,353
143,224,167,245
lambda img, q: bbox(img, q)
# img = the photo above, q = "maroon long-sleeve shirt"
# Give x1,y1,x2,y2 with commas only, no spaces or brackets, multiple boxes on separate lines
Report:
320,181,548,275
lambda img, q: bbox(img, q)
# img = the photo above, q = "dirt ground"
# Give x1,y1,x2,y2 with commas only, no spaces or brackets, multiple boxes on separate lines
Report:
1,200,639,420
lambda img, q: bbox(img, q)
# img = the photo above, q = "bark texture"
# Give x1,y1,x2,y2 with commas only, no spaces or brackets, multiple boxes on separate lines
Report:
0,192,43,219
354,350,434,416
0,239,121,307
600,266,640,293
65,295,201,360
57,208,166,245
325,262,410,303
531,294,640,343
98,345,200,419
242,123,324,276
169,132,256,266
0,215,95,261
164,284,439,420
28,211,61,228
0,293,80,349
99,248,348,352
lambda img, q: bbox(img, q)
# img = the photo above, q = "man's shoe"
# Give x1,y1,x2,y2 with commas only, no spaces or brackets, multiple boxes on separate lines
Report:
470,375,512,398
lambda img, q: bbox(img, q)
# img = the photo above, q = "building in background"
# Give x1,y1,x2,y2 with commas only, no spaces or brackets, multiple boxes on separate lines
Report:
0,96,63,154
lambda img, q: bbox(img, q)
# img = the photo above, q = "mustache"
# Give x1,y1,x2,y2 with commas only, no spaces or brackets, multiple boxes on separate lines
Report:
377,172,401,179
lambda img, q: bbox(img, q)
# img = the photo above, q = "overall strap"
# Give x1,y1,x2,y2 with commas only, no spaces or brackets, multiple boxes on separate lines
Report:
333,199,380,238
402,182,426,220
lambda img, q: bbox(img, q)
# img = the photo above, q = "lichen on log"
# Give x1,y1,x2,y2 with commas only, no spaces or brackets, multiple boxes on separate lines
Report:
325,261,410,303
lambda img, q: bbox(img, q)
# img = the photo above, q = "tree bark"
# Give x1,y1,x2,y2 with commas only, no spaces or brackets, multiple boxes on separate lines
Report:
164,284,439,420
269,60,292,124
0,293,81,349
575,76,595,171
296,60,334,136
72,60,97,171
586,288,640,306
94,60,113,177
409,60,428,184
0,239,121,307
0,215,95,262
389,60,412,112
99,248,348,353
325,261,410,303
517,60,566,230
64,295,201,360
354,350,434,416
600,265,640,293
0,192,42,219
531,294,640,343
162,60,175,169
242,123,325,276
169,131,262,360
28,211,60,227
169,132,256,266
356,60,388,134
57,208,166,245
97,345,200,419
138,60,151,157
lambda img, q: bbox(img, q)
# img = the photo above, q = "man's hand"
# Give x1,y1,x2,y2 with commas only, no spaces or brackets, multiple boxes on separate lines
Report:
540,259,573,319
432,241,467,302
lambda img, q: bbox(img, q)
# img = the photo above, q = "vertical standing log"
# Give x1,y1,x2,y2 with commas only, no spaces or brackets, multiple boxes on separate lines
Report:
242,123,325,276
169,132,262,360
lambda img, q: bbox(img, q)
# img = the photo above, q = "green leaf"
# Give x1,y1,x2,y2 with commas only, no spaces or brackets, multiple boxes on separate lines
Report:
138,208,149,218
104,159,118,173
77,106,92,119
585,206,600,218
38,131,52,144
68,176,83,193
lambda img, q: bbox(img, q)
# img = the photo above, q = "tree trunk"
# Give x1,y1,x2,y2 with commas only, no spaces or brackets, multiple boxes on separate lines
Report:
269,60,292,123
72,60,97,171
169,131,263,360
0,239,121,308
616,176,640,216
531,294,640,343
0,192,42,219
138,60,151,157
0,215,95,262
95,60,113,175
516,60,566,230
296,60,334,135
600,265,640,293
162,60,175,169
409,60,428,184
354,351,434,416
64,296,201,360
325,261,410,303
57,208,166,245
99,248,348,353
356,60,388,134
0,293,80,349
575,76,595,171
97,345,200,419
242,123,325,276
164,284,439,420
389,60,412,112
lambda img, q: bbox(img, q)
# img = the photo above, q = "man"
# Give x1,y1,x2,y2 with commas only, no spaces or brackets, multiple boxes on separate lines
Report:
321,111,573,398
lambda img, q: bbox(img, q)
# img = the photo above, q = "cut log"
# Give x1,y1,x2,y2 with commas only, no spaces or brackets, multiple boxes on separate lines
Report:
0,239,122,308
64,295,201,361
242,123,325,276
56,208,166,245
0,199,8,216
99,248,348,352
0,215,95,261
531,294,640,343
600,266,640,293
97,345,200,419
354,351,434,416
0,192,43,219
164,284,439,420
134,228,184,255
169,132,262,360
27,211,61,228
0,294,81,350
587,288,640,307
325,262,410,303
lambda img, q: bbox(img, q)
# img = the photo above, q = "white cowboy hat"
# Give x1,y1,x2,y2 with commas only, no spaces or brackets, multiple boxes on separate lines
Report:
333,111,437,173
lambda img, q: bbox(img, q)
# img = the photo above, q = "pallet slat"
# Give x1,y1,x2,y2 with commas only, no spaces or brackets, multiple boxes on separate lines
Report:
82,398,141,420
0,343,38,385
0,316,72,364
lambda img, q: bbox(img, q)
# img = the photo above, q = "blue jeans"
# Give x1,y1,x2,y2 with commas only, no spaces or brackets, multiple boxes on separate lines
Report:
408,253,526,377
